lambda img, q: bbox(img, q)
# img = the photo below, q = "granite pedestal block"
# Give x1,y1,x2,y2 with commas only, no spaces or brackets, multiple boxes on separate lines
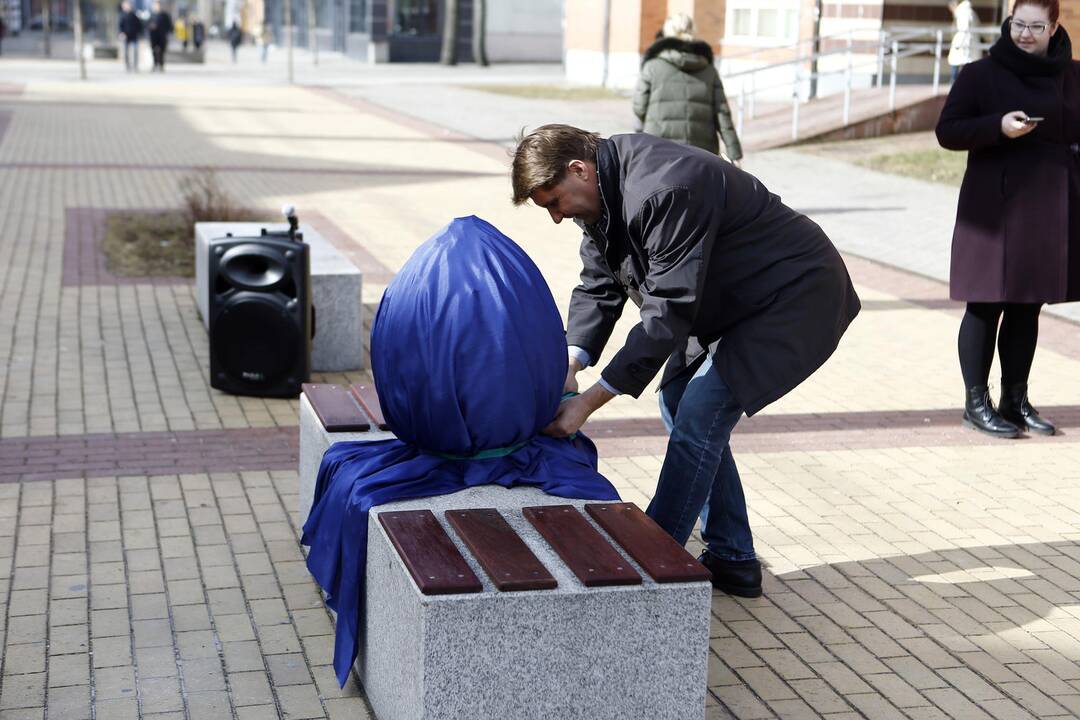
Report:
195,222,364,372
298,393,393,528
298,399,712,720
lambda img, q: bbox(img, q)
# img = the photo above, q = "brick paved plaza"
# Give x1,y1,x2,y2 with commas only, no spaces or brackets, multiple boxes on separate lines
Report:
3,47,1080,719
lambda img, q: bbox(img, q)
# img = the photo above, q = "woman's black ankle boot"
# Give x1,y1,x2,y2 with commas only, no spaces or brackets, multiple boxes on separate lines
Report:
999,382,1056,436
963,385,1022,438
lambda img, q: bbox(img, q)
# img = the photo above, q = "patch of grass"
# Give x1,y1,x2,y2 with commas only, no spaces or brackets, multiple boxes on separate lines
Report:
104,211,197,277
102,168,268,277
796,131,967,186
856,149,966,185
463,84,624,101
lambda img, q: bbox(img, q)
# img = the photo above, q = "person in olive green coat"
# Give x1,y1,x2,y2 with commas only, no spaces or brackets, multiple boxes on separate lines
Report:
633,14,743,164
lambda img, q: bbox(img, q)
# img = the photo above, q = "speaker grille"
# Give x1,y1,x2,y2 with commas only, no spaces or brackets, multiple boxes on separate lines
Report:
212,295,300,387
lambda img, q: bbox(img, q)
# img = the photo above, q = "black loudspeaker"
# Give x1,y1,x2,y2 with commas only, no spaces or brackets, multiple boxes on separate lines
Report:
208,232,312,398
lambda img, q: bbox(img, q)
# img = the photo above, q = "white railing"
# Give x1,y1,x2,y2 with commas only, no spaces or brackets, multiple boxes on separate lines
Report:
723,25,999,142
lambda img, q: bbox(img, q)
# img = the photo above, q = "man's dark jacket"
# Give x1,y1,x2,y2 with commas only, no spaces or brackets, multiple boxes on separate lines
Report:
566,134,861,415
148,11,173,44
119,10,143,39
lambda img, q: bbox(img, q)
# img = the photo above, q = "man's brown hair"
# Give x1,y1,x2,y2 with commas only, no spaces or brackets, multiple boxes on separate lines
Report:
511,124,601,205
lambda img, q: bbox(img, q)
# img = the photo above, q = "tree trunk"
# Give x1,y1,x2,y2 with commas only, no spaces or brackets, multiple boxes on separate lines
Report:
307,0,318,64
472,0,487,66
439,0,458,65
285,0,294,82
43,0,52,57
74,0,86,78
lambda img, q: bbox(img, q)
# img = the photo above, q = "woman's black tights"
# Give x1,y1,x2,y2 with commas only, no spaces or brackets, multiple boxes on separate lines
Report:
958,302,1042,389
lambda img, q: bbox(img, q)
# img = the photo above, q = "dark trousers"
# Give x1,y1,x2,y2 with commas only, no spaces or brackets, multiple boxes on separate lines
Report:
151,41,166,70
958,302,1042,389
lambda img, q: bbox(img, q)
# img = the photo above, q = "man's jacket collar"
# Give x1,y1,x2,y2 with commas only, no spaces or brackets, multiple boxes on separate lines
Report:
578,138,624,247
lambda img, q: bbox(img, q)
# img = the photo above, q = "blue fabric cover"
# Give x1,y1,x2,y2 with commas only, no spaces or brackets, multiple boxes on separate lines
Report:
301,216,620,686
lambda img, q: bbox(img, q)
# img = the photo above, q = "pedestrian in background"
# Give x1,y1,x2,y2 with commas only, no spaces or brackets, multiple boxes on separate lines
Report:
175,15,187,51
632,13,743,166
148,1,173,72
228,20,242,63
936,0,1079,438
948,0,981,81
260,22,273,63
0,14,7,56
118,1,144,72
191,17,205,49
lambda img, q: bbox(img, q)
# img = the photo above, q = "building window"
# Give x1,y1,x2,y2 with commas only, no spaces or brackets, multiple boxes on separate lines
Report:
726,2,800,42
732,8,752,35
349,0,365,31
393,0,438,35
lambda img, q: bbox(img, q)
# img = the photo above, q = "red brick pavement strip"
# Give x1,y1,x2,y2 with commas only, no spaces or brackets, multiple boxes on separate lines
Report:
0,84,24,95
0,161,503,178
589,405,1080,456
5,403,1077,483
0,427,299,484
63,208,192,287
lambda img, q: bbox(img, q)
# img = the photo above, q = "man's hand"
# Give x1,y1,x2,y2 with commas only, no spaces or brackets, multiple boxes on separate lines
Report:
1001,111,1037,139
543,383,615,438
564,356,584,394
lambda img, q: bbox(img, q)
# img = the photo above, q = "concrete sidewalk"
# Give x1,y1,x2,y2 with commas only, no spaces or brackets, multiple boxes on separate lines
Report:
4,53,1080,720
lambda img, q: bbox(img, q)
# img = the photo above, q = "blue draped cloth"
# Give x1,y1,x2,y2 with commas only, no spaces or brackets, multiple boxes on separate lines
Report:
301,216,620,686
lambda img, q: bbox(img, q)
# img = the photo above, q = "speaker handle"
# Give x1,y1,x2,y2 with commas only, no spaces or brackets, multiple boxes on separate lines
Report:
282,204,300,243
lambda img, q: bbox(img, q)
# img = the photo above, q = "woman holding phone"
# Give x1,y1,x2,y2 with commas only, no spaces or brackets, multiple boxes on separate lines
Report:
937,0,1079,438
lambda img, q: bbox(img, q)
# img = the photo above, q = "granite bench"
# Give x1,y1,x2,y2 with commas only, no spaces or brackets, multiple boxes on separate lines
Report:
196,222,364,372
299,384,713,720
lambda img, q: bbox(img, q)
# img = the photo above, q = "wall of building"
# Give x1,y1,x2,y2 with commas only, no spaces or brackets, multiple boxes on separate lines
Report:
565,0,661,87
1061,0,1080,57
486,0,562,61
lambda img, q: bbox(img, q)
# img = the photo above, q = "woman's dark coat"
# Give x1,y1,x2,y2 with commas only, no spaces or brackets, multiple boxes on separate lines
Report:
565,134,861,416
632,37,743,160
936,23,1080,303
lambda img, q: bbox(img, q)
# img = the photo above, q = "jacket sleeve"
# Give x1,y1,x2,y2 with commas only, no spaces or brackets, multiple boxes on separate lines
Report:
600,187,714,397
565,235,628,366
714,77,744,161
632,64,652,122
935,64,1003,151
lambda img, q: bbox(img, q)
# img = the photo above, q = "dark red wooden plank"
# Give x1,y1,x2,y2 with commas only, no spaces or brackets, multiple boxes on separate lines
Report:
445,509,557,591
350,384,389,430
378,510,483,595
522,505,641,587
302,384,370,432
585,503,712,583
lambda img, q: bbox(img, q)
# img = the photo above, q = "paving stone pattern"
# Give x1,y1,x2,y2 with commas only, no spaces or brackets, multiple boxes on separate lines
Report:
4,51,1080,719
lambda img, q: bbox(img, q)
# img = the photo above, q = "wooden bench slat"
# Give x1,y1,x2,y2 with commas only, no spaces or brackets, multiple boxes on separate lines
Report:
350,384,389,430
302,383,371,432
522,505,641,587
585,503,712,584
446,509,557,592
378,510,483,595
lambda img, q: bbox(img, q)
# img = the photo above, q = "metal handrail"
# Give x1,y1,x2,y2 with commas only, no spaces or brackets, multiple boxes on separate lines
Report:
728,25,969,143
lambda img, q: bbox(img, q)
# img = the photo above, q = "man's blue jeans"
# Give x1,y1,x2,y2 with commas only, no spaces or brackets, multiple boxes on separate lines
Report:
646,355,756,561
125,39,139,71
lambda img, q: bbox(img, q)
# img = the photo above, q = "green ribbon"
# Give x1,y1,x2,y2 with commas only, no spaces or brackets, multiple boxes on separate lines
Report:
430,392,580,460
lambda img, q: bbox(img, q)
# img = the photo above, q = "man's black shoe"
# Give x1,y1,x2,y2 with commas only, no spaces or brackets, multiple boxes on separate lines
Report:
697,551,762,598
